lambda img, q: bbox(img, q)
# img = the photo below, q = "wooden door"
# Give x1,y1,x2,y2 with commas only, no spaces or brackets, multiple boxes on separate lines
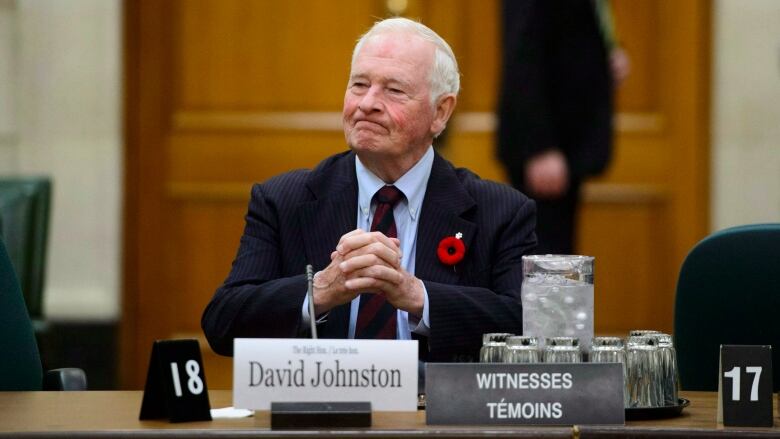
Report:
123,0,710,389
578,1,711,335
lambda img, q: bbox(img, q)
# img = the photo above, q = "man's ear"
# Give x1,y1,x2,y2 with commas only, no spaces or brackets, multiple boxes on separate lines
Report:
431,94,457,137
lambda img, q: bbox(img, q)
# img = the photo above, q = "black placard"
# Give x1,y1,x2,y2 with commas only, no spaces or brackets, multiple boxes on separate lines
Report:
425,363,624,425
271,402,371,429
139,339,212,423
719,345,773,427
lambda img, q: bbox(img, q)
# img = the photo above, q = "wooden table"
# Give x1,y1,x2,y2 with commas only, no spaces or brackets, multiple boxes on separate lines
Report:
0,391,777,438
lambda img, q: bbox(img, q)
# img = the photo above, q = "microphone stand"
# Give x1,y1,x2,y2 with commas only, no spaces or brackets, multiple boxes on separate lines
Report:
306,264,317,339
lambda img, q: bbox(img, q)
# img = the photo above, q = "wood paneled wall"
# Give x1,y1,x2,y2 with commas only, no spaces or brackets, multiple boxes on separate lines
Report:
123,0,710,389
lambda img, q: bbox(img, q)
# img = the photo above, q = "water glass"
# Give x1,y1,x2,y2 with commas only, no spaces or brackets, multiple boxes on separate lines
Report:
629,329,661,337
590,337,625,362
479,333,513,363
504,336,540,363
649,333,679,406
543,336,581,363
591,337,628,407
626,335,662,407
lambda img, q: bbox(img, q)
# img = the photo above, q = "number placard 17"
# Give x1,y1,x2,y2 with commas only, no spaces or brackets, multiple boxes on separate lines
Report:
723,366,762,401
718,345,773,427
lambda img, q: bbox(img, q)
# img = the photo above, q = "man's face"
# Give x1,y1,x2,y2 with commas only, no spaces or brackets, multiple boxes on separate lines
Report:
343,33,437,162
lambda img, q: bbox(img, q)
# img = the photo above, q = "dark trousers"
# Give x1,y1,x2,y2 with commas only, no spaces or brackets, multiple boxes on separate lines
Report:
510,176,581,255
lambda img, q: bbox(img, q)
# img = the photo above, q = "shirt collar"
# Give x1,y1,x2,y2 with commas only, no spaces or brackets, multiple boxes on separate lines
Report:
355,146,434,221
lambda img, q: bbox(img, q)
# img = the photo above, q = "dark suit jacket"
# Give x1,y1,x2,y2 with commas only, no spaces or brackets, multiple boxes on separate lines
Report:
202,150,537,362
496,0,613,189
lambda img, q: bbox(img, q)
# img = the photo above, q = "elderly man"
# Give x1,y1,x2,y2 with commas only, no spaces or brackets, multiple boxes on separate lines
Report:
202,18,536,362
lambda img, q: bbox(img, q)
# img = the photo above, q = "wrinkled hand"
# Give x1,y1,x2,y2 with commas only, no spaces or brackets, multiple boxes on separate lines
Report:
311,229,377,315
311,228,424,317
342,247,425,318
525,149,569,199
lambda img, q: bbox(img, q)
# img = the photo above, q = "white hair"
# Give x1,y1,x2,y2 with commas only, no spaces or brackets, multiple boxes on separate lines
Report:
351,17,461,104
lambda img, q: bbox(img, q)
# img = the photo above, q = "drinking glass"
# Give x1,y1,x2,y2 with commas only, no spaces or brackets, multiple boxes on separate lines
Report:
590,336,625,362
649,333,679,406
543,336,581,363
479,333,513,363
504,336,540,363
591,337,628,407
626,335,662,407
629,329,661,337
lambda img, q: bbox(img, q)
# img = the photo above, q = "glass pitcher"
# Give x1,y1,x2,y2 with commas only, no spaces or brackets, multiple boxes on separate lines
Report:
521,255,594,350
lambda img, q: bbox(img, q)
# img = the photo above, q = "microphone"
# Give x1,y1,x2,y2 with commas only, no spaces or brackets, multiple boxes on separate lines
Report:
306,264,318,339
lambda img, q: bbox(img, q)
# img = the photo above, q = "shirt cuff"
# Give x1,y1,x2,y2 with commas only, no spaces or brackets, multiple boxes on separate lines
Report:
411,279,430,337
302,294,328,326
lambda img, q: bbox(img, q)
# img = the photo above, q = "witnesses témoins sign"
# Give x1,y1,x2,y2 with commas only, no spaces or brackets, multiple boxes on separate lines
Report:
233,339,418,411
426,363,625,425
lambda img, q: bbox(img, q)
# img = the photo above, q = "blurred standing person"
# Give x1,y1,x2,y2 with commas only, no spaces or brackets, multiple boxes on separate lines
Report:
497,0,629,254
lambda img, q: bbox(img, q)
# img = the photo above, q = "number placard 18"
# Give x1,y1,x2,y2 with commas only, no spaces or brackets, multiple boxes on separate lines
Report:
139,339,212,423
170,360,204,397
718,345,773,427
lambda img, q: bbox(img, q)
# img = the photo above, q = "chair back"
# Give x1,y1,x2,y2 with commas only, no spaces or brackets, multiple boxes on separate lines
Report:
674,223,780,391
0,178,51,320
0,238,43,390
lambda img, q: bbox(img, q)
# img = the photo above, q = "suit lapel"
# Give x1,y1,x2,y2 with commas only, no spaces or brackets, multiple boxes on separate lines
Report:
416,153,477,284
298,152,358,270
298,152,358,338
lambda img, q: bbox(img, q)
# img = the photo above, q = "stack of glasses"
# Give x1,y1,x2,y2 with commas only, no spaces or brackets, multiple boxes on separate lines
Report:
479,330,679,408
623,330,679,408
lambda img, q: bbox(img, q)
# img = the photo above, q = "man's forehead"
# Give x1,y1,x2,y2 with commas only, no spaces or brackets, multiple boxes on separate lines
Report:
356,32,435,62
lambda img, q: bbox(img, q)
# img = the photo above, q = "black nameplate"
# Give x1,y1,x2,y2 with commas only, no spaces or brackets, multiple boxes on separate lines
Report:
139,339,212,423
271,402,371,429
719,345,773,427
425,363,624,425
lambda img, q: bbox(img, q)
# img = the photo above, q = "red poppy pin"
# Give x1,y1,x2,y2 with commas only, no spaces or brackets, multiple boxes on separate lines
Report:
437,232,466,266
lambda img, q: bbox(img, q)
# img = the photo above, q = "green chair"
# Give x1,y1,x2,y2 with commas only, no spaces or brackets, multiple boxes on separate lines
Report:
0,237,43,390
0,177,51,331
674,223,780,391
0,238,86,391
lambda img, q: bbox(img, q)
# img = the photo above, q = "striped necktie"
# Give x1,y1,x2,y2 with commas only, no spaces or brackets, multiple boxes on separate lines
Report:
355,185,404,339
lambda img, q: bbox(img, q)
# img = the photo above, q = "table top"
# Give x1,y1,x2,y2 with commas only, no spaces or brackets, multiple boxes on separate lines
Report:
0,390,777,438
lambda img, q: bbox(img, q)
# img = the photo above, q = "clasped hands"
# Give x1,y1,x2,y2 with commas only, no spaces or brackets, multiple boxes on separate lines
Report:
312,228,424,318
